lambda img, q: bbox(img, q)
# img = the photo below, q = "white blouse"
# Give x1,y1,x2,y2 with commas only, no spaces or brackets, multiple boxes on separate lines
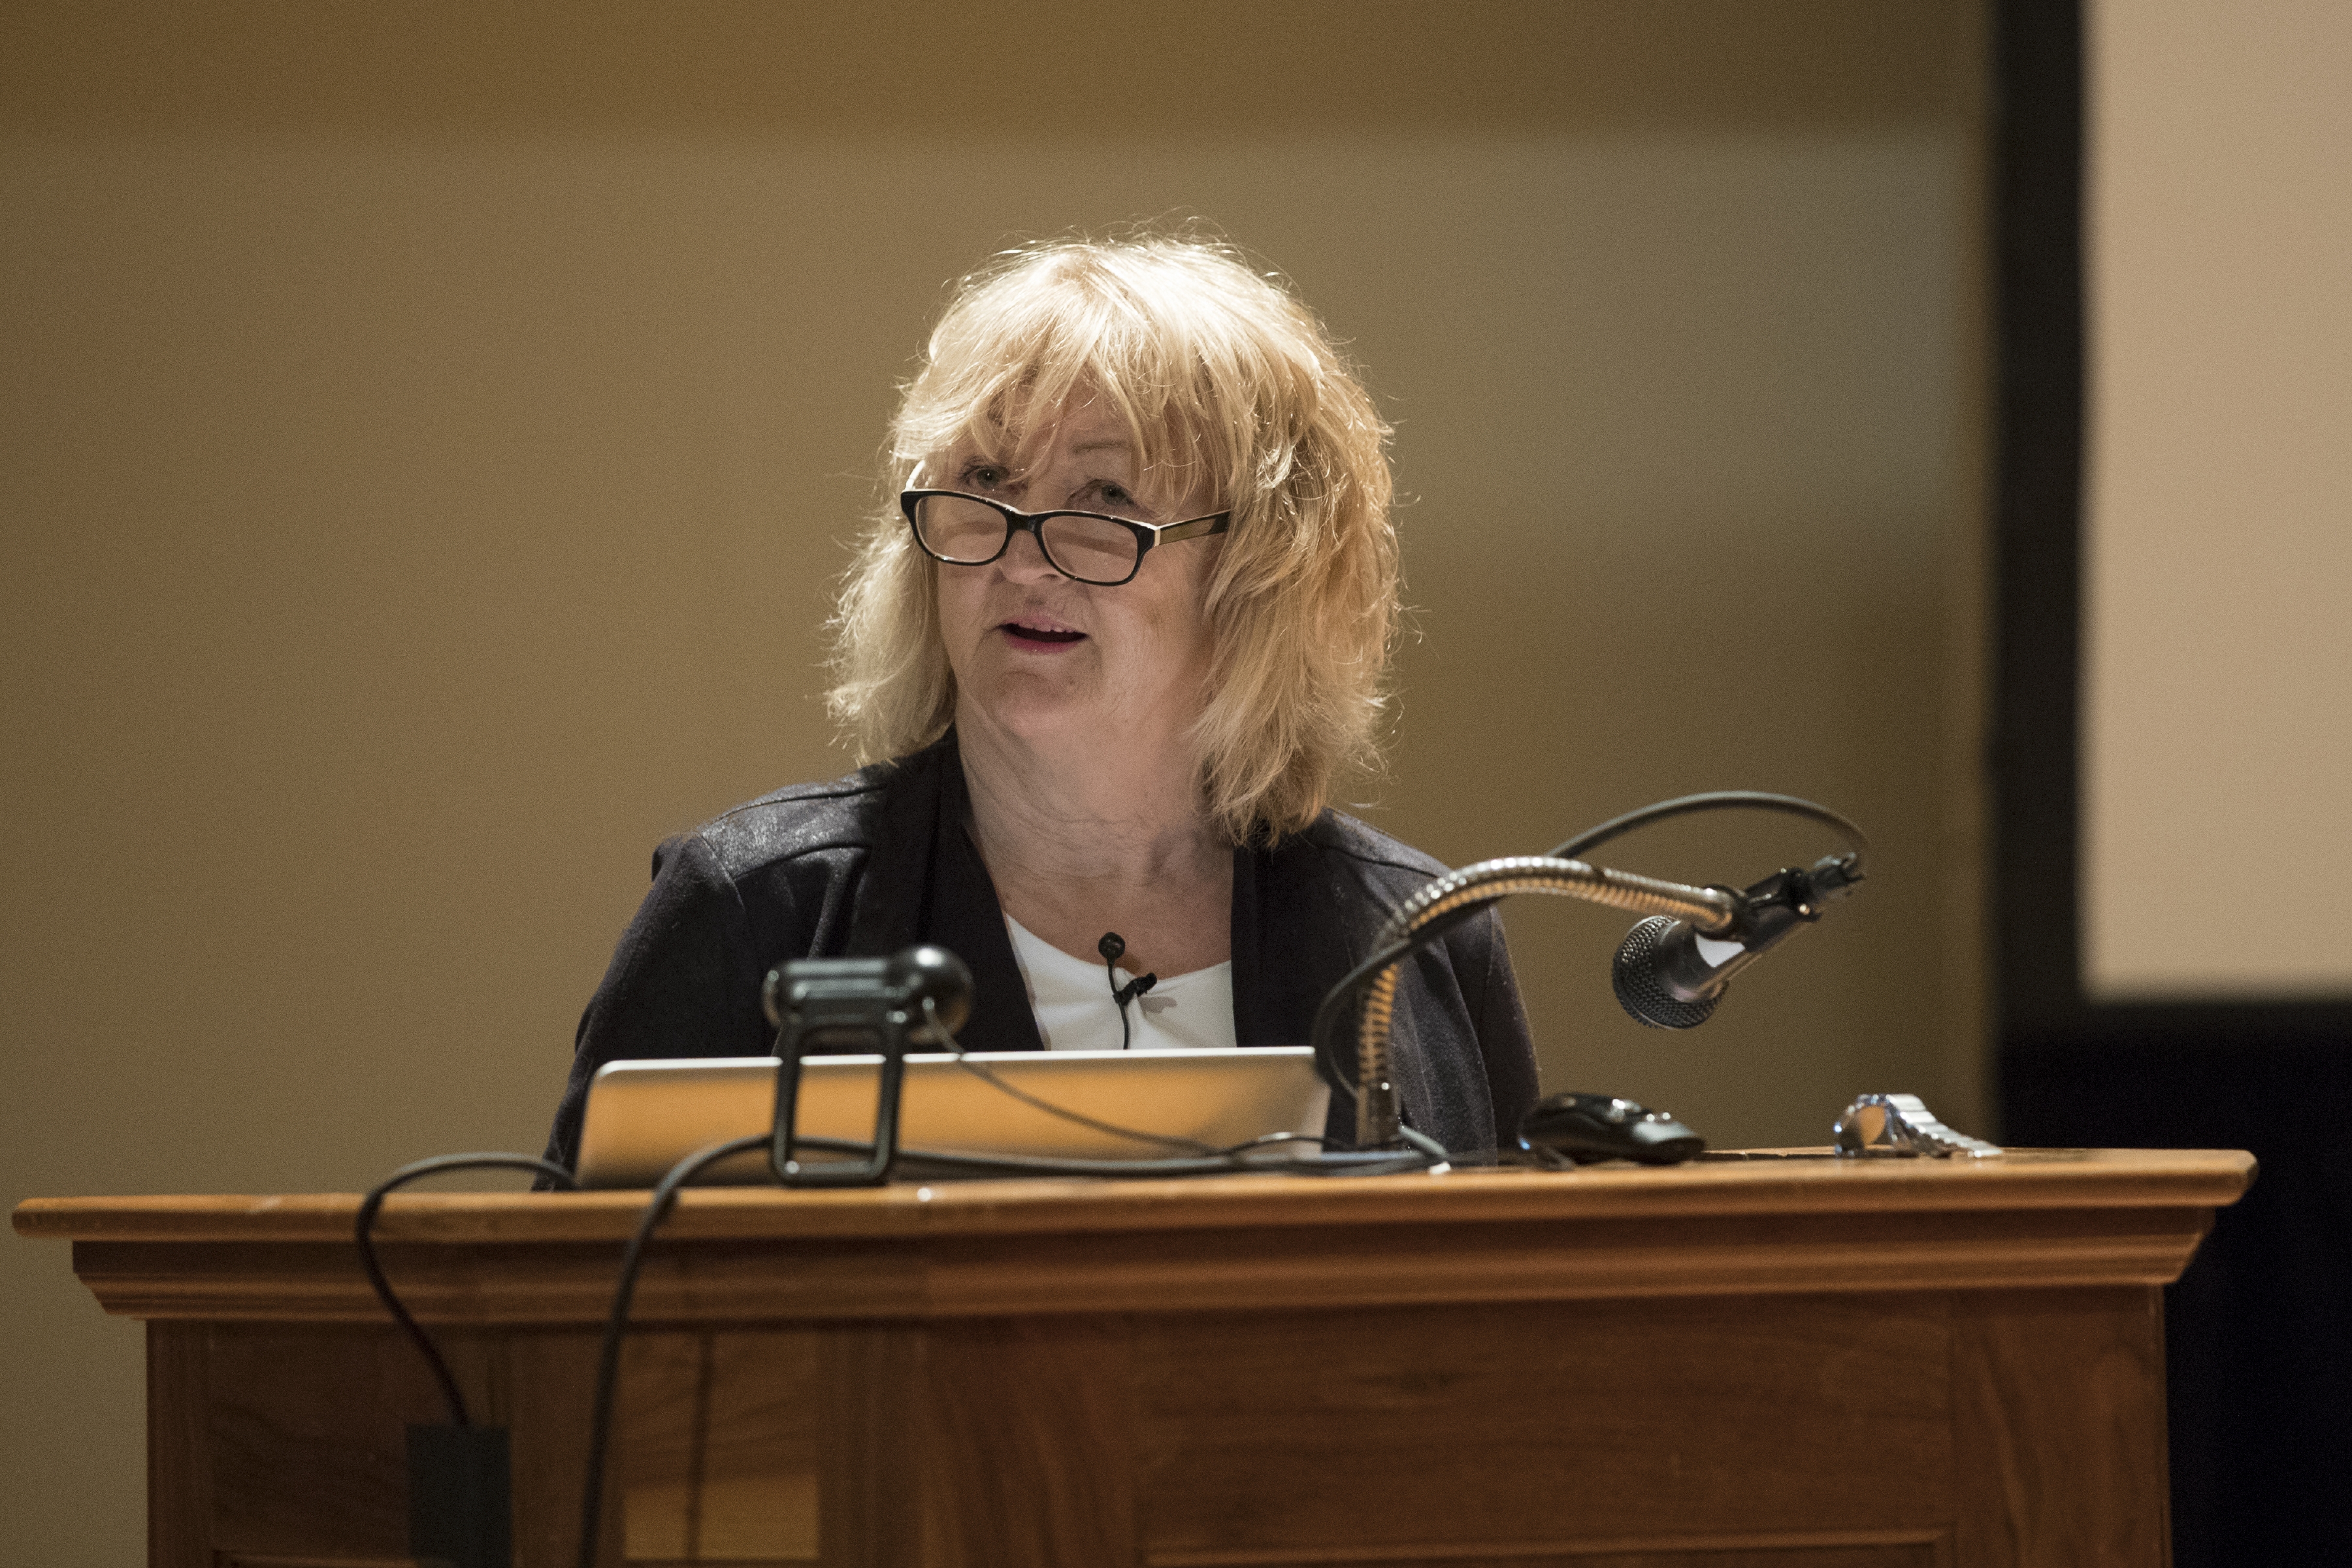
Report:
1001,915,1238,1053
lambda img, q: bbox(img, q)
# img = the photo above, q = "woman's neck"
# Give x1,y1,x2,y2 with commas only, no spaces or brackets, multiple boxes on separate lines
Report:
955,708,1234,979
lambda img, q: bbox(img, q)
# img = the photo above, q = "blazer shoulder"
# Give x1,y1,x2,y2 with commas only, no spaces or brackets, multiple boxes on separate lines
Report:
1296,809,1451,881
687,755,919,878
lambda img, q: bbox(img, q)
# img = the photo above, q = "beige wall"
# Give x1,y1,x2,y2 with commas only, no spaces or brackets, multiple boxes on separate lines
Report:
2084,0,2352,998
1,5,1985,1560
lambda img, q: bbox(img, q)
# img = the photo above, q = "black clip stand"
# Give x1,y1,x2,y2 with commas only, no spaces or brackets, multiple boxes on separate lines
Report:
767,958,915,1187
764,949,971,1188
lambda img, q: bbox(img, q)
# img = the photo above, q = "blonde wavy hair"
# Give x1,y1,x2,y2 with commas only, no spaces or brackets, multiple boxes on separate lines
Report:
826,236,1398,843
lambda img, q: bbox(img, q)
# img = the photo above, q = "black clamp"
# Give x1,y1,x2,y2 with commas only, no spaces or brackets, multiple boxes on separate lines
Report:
761,945,972,1188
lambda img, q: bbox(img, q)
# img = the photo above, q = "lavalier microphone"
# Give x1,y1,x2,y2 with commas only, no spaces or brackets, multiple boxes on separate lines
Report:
1098,932,1158,1049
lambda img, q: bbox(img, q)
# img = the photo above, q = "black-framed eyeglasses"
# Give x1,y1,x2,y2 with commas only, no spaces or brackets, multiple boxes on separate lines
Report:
899,490,1231,587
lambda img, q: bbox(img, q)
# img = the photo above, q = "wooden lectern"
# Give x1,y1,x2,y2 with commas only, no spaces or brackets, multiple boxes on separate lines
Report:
16,1148,2251,1567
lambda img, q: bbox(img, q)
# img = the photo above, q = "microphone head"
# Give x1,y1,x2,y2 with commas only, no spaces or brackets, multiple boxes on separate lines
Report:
1612,916,1722,1030
1097,932,1126,964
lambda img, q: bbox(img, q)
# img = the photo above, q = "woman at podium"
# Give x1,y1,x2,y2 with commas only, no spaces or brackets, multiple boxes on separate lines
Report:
544,236,1537,1167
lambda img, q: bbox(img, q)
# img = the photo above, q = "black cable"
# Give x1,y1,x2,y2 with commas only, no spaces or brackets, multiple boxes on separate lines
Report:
1213,1130,1350,1159
356,1153,578,1430
1394,1125,1450,1164
929,992,1367,1160
945,1049,1217,1154
1097,931,1155,1051
1546,790,1870,864
1109,949,1135,1051
781,1130,1445,1179
576,1132,768,1568
870,996,1437,1171
941,1040,1220,1156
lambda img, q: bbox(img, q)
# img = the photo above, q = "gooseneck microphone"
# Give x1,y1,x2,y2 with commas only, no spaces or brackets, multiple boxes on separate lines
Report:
1612,851,1864,1028
1097,932,1158,1050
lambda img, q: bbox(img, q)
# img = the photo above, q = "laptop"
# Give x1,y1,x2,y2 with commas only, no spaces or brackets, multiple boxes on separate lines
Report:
572,1047,1333,1188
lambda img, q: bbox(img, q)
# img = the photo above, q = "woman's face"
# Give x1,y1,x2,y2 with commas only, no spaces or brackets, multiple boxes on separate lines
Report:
926,394,1221,762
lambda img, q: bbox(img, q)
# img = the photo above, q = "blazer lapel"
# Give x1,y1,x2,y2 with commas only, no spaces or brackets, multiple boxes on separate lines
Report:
920,736,1045,1054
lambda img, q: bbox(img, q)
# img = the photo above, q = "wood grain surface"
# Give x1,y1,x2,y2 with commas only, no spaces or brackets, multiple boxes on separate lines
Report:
1950,1288,2170,1567
15,1150,2255,1326
13,1152,2249,1567
13,1149,2258,1244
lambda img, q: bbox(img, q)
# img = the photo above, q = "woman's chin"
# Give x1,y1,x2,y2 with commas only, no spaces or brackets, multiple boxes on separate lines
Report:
960,683,1100,746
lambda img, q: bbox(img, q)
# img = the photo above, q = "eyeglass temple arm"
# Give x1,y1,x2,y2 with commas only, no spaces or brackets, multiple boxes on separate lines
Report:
1152,514,1230,544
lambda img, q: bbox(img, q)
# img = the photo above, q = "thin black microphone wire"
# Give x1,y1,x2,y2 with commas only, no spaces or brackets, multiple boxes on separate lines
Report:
1546,791,1870,865
943,1051,1215,1154
859,1000,1428,1171
924,992,1219,1157
575,1132,768,1568
781,1130,1443,1179
1105,941,1135,1051
1099,933,1155,1051
355,1152,578,1430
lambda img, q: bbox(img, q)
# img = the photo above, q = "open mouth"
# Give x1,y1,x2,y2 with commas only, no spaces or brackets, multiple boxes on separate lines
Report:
1002,621,1086,646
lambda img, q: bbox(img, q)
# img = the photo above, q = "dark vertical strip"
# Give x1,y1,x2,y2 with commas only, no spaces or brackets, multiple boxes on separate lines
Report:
1987,0,2085,1036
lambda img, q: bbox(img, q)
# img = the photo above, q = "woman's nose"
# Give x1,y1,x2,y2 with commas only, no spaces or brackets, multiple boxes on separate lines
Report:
996,524,1065,582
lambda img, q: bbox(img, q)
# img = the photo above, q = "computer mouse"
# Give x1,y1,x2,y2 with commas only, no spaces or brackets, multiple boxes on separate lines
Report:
1519,1092,1706,1166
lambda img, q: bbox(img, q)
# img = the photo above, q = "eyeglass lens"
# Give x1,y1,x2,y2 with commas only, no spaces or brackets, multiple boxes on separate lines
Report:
912,495,1139,583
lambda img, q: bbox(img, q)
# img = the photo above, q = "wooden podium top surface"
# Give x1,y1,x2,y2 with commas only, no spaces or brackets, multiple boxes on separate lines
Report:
15,1149,2253,1324
14,1146,2254,1243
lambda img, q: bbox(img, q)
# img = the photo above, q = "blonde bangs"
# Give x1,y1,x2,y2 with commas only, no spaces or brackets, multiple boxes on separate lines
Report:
827,236,1398,843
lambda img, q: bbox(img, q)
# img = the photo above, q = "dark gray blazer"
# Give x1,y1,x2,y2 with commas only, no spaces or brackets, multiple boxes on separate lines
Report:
543,732,1537,1168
